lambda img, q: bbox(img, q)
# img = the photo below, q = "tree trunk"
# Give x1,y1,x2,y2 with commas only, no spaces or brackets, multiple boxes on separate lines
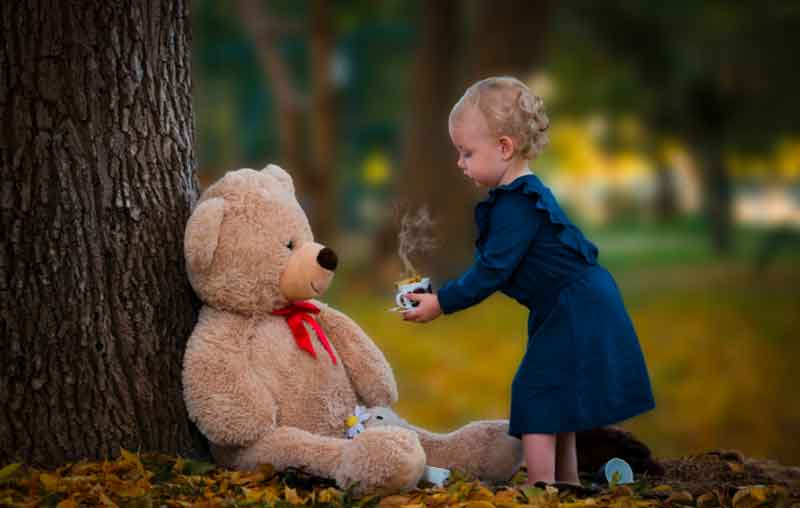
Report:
686,78,734,255
398,0,475,279
699,145,734,253
309,0,337,244
473,0,552,78
0,0,208,467
235,0,309,202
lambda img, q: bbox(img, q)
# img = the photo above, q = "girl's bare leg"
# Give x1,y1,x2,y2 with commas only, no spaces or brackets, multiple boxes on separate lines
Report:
522,433,556,485
555,431,580,485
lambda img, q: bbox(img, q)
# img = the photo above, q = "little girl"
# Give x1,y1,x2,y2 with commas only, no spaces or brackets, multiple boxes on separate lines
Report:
402,76,655,486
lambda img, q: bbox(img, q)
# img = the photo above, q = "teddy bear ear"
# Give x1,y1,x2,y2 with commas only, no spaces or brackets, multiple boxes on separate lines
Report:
184,197,225,274
262,163,295,195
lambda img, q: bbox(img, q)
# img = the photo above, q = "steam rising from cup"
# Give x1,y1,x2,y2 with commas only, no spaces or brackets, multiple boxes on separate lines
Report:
397,206,437,278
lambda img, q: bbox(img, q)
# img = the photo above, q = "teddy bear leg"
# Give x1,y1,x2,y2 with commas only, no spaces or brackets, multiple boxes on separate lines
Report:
226,425,426,496
363,408,522,483
415,421,523,482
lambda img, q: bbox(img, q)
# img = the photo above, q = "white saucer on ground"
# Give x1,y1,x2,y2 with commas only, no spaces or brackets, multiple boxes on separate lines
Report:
604,457,634,484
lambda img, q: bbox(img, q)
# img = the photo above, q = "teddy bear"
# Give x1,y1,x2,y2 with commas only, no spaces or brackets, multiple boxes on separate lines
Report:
181,164,525,495
181,164,663,495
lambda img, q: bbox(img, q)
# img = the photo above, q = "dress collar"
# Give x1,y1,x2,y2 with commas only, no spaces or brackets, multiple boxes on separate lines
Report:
481,173,543,206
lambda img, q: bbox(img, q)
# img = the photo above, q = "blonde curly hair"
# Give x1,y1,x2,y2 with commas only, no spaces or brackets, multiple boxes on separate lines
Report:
450,76,550,160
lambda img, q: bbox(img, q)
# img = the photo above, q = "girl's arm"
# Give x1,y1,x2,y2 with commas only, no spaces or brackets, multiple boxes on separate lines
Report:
437,193,541,314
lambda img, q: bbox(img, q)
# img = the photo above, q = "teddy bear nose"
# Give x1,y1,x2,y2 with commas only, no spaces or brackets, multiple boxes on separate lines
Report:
317,247,338,271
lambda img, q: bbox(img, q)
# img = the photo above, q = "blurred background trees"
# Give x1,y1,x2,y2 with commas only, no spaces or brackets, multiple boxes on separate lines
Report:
191,0,800,465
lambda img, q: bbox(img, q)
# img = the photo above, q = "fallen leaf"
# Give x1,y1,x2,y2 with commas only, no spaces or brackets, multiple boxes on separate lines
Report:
379,495,411,508
39,472,61,491
180,459,216,476
732,486,771,508
468,487,494,501
462,501,496,508
727,463,745,473
665,491,694,504
56,497,78,508
0,463,21,483
696,492,717,508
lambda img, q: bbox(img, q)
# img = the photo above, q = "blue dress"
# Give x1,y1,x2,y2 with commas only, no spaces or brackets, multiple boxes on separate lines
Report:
437,174,655,437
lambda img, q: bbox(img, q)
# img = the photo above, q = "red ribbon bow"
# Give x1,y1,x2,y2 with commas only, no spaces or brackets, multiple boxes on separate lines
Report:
271,301,337,364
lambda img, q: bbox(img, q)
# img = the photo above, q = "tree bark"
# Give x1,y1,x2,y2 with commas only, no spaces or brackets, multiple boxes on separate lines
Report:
0,0,208,467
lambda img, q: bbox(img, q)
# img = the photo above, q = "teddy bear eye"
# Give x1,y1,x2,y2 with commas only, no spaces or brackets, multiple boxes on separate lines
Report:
286,240,294,250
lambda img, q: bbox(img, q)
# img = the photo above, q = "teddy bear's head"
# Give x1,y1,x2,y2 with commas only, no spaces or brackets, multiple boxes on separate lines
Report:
184,164,338,314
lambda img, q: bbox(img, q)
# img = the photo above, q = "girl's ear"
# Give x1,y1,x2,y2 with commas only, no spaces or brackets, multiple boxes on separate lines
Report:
498,135,516,161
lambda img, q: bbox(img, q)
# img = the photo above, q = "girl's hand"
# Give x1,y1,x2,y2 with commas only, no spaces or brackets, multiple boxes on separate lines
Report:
401,293,442,323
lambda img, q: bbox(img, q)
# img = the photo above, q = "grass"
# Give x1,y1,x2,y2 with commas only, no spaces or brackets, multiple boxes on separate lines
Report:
327,219,800,467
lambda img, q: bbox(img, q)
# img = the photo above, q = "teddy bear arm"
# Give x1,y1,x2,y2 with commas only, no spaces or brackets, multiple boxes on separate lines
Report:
316,304,398,406
184,349,277,448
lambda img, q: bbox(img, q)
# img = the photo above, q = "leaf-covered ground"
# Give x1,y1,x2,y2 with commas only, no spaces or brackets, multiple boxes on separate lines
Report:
1,449,798,508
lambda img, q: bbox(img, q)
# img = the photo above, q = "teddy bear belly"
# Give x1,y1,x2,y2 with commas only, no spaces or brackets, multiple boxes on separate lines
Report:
251,339,359,438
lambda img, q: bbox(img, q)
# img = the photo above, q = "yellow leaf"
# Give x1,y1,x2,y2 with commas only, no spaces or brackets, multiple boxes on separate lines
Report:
727,463,745,473
98,491,117,507
653,485,673,492
696,492,716,508
0,463,21,482
285,486,306,504
245,486,279,502
40,473,61,491
118,484,146,497
494,489,519,504
463,501,496,508
424,492,452,506
57,497,78,508
318,487,342,504
732,487,771,508
468,487,495,501
218,479,229,495
379,495,411,508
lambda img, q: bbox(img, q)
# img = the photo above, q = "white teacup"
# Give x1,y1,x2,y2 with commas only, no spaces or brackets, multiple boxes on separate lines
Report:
394,277,432,310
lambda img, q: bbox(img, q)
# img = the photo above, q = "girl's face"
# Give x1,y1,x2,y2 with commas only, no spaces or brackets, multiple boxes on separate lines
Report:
448,106,510,188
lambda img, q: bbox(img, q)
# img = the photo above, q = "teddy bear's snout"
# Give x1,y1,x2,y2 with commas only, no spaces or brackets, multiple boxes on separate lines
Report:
317,247,338,271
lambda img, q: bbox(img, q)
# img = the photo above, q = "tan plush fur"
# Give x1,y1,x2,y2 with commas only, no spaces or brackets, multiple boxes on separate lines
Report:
365,407,522,482
182,165,521,495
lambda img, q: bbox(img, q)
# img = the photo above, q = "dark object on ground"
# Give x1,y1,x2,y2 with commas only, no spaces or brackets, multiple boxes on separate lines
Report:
577,425,665,477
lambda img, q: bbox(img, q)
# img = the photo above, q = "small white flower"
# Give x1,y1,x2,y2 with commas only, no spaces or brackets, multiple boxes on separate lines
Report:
344,405,371,439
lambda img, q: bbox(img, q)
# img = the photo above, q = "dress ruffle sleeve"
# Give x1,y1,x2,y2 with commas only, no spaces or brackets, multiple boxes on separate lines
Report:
478,175,599,265
437,192,542,314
